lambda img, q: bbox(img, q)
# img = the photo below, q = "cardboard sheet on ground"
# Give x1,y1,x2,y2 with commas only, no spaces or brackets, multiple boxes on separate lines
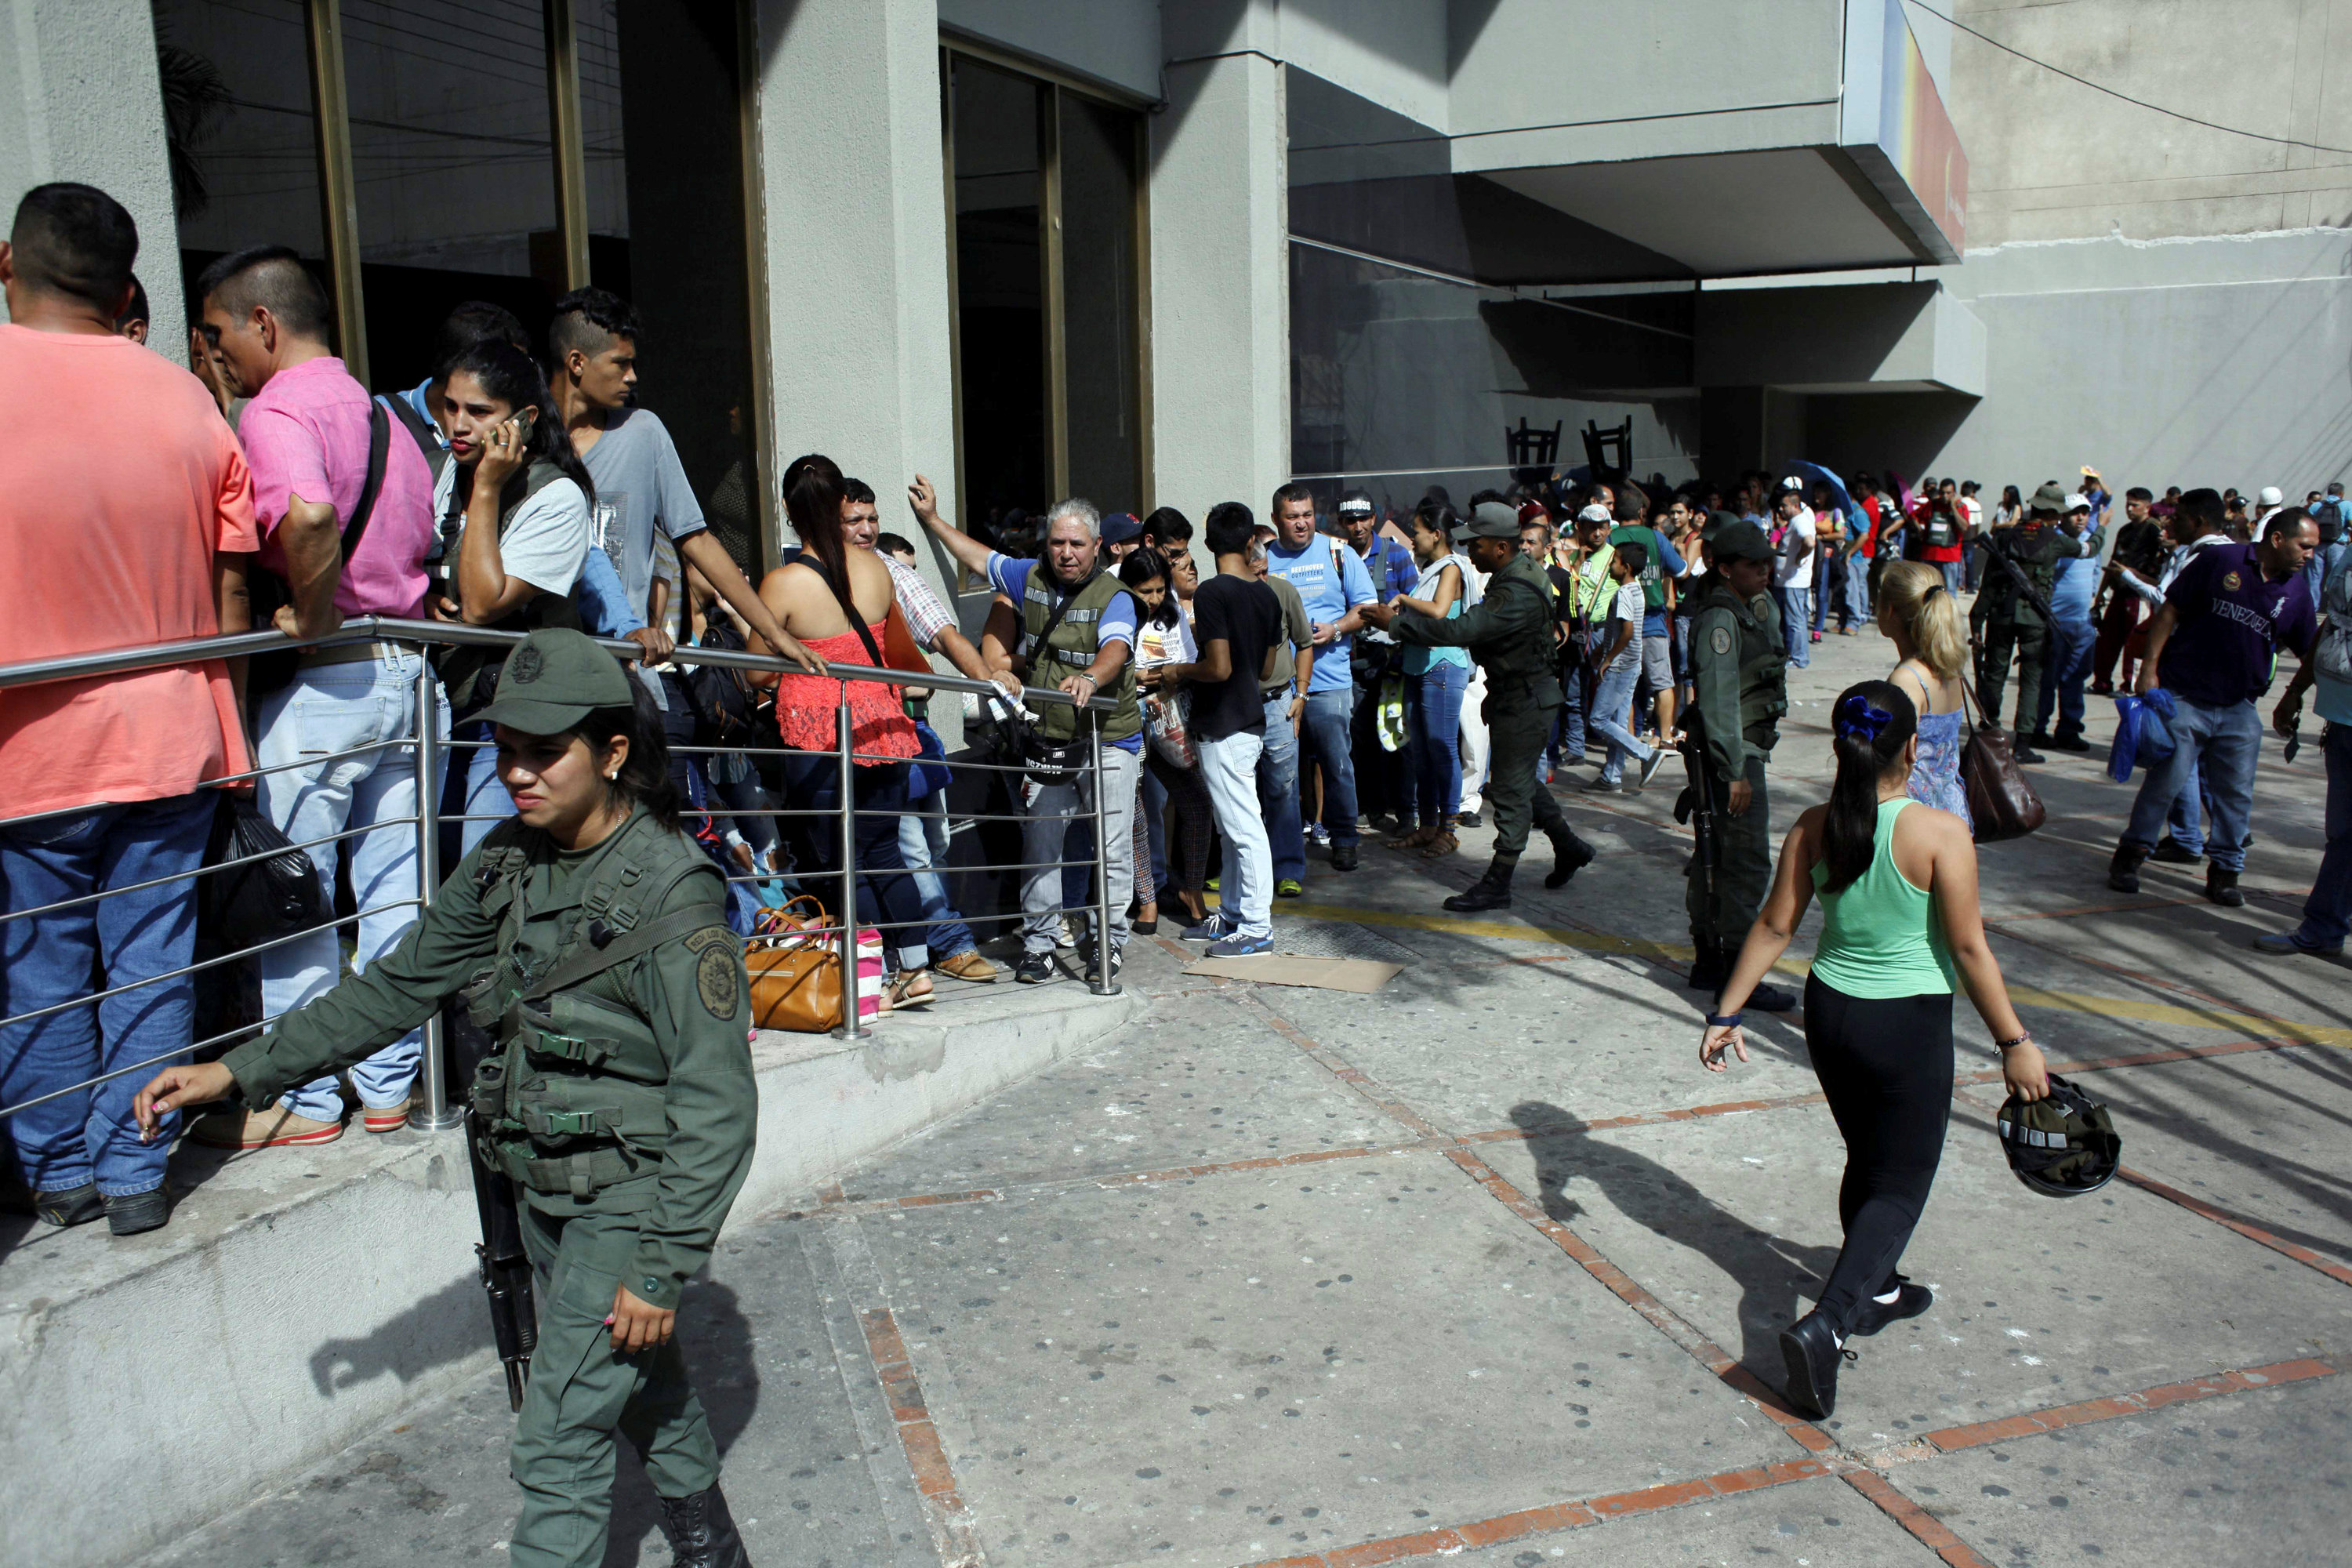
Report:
1181,953,1402,992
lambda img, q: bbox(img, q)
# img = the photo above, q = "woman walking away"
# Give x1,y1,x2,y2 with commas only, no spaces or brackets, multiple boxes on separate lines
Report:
753,453,935,1011
1390,504,1472,855
137,630,760,1567
1700,679,2047,1420
1877,561,1972,831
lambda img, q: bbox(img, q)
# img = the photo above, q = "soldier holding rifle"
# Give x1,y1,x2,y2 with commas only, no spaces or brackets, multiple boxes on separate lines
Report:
1679,517,1797,1011
136,629,757,1568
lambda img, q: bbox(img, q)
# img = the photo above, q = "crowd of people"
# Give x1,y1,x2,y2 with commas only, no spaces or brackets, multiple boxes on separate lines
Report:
5,174,2348,1560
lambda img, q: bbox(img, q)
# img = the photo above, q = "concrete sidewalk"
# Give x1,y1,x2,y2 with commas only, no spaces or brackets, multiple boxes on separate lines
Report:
143,620,2352,1568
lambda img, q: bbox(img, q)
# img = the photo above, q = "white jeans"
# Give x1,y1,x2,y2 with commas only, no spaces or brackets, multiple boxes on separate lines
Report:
1458,666,1491,808
256,651,448,1120
1020,743,1141,955
1196,727,1271,941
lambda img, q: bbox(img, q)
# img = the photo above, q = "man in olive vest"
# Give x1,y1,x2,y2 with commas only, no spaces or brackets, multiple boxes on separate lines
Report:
1682,517,1795,1011
1358,501,1595,911
914,492,1143,986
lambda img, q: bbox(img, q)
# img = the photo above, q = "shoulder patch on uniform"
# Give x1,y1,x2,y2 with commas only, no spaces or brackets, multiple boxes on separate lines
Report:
695,944,741,1018
684,924,735,955
1710,626,1733,656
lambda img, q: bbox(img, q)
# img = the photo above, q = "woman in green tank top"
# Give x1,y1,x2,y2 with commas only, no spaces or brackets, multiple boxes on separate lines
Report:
1697,679,2049,1425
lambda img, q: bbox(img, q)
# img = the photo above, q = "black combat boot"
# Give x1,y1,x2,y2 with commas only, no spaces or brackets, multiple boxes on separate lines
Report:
2205,863,2245,908
1686,935,1727,993
1543,826,1596,888
1443,858,1516,913
2107,840,2151,894
657,1485,750,1568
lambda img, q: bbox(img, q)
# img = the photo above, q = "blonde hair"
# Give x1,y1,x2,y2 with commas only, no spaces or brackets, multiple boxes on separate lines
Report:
1878,560,1966,680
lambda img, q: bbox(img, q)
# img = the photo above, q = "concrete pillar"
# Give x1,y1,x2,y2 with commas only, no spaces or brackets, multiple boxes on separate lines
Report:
750,0,956,564
1149,19,1290,521
0,0,183,353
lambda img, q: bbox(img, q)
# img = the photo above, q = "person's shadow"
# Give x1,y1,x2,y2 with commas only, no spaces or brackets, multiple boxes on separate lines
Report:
603,1277,760,1565
1510,1101,1839,1381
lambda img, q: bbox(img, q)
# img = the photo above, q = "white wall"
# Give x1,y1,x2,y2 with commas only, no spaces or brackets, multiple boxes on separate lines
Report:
1924,227,2352,492
0,0,183,352
1149,49,1294,520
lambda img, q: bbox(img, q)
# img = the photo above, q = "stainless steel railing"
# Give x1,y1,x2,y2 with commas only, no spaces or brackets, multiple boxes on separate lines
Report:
0,615,1120,1139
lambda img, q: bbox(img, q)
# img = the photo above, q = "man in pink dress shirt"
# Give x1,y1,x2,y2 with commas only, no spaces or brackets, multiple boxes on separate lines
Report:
191,246,442,1151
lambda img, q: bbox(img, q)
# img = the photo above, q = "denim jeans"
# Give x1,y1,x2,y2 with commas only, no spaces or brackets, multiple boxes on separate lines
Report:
1138,762,1171,895
1257,691,1306,882
1299,688,1360,846
898,808,978,964
2125,695,2259,872
1553,667,1587,761
2033,617,2095,739
1198,728,1271,940
453,719,508,855
256,652,447,1121
1406,660,1469,828
1022,743,1140,955
1811,551,1833,631
1588,656,1659,784
1778,585,1812,666
1940,561,1964,596
777,753,931,956
0,789,214,1195
2293,723,2352,947
2167,757,2208,855
1844,553,1871,626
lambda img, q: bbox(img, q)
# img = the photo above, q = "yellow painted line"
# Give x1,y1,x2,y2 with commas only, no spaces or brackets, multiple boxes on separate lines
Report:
1261,898,2352,1047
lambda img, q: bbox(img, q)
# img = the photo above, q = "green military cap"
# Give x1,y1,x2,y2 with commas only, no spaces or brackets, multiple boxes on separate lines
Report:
472,627,636,735
1708,519,1777,563
1457,499,1523,540
2027,481,2067,514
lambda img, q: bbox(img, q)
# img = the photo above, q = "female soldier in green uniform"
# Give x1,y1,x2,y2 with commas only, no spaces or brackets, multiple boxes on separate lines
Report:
137,628,757,1568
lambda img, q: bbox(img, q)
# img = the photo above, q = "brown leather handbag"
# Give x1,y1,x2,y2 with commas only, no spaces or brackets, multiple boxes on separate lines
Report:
1958,677,2045,843
744,898,880,1032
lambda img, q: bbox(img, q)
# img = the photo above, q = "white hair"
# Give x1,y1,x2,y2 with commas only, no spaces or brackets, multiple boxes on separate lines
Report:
1045,498,1100,539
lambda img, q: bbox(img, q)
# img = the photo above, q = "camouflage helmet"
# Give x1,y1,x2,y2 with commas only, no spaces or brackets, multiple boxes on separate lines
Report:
1998,1074,2121,1197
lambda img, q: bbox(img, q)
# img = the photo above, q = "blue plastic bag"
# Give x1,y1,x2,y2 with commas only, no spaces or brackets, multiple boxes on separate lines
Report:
2108,690,2177,782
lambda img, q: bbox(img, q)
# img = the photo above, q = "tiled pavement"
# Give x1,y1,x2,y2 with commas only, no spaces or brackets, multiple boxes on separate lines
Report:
154,622,2352,1568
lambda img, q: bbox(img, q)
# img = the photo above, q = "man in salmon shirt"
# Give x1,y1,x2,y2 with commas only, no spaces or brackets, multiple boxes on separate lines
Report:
0,183,260,1236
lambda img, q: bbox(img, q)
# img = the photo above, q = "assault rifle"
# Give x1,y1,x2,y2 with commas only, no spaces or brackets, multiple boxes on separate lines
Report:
446,1002,539,1411
1674,702,1719,920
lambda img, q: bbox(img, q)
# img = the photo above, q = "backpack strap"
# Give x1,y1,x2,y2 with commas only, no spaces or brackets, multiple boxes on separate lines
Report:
340,399,391,562
380,391,448,481
515,903,728,1007
809,551,888,669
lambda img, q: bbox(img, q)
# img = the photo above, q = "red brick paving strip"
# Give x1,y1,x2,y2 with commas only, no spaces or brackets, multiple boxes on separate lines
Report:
2115,1167,2352,1288
1838,1468,1997,1567
858,1305,984,1567
1918,1356,2339,1452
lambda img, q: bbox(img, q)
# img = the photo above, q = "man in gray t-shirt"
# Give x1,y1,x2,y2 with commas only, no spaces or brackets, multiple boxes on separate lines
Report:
547,288,818,675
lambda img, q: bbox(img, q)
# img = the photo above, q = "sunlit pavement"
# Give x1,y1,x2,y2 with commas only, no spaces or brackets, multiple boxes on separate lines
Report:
158,619,2352,1568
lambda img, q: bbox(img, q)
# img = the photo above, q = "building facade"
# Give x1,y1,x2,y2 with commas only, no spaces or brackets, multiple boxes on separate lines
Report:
3,0,2334,602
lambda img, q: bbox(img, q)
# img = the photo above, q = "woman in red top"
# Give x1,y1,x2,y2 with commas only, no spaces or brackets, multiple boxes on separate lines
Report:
751,453,934,1007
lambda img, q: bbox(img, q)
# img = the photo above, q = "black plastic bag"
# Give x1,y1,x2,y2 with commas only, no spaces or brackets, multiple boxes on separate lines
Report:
200,793,328,953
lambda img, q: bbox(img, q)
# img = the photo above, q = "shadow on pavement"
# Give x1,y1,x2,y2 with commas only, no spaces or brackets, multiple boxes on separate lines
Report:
1510,1100,1838,1374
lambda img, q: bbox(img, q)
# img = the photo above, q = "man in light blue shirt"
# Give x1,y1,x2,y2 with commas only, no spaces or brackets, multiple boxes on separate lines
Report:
1262,482,1377,869
2030,492,2102,751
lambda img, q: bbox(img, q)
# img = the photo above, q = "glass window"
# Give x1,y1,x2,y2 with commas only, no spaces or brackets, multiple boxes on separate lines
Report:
152,0,327,353
1058,92,1144,517
340,0,559,394
949,56,1047,541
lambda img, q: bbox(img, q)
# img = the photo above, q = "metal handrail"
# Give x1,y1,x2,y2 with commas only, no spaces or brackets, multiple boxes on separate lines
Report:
0,615,1117,711
0,613,1128,1140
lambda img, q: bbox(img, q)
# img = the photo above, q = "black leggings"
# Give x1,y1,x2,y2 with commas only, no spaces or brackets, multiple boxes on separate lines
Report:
1802,975,1955,1336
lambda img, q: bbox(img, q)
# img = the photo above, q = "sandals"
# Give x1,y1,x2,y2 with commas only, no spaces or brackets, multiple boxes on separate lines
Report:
1418,831,1458,858
883,968,935,1012
1388,825,1439,851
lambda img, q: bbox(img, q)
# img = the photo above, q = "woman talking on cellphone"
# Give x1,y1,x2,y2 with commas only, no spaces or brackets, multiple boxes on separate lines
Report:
1700,678,2048,1420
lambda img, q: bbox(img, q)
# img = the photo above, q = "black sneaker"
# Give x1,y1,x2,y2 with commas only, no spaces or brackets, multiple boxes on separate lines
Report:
1083,949,1124,987
2148,837,2201,864
1846,1278,1933,1337
1014,953,1055,985
1454,810,1483,828
1778,1310,1854,1419
2049,730,2091,753
13,1182,103,1230
1330,844,1360,873
2013,744,2046,764
103,1188,169,1237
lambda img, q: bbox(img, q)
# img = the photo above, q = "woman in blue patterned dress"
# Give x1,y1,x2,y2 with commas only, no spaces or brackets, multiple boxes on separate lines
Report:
1877,561,1971,829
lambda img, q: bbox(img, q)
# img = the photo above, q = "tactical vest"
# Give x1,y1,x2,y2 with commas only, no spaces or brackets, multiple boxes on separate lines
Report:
462,813,731,1203
1695,579,1788,751
1477,556,1563,690
435,459,587,712
1021,567,1142,744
